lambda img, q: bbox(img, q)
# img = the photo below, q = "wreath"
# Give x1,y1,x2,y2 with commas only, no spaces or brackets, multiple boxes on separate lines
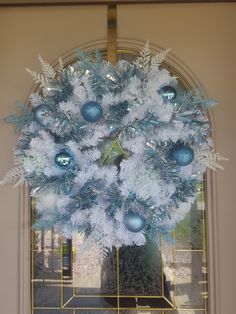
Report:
1,43,226,258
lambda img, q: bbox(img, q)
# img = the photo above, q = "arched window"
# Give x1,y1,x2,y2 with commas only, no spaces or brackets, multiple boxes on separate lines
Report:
31,46,208,314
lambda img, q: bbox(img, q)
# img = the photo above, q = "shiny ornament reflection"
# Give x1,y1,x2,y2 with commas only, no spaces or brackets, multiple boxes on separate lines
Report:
55,150,73,168
170,143,194,166
34,104,53,126
81,101,103,122
158,85,177,101
124,212,146,233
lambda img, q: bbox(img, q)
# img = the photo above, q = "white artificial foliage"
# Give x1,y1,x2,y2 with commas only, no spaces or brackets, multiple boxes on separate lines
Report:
59,100,80,114
121,67,176,126
195,148,228,170
0,166,25,187
101,92,120,113
114,210,146,246
154,120,198,144
87,207,146,251
57,58,64,76
71,209,90,228
120,157,176,207
73,85,88,104
67,141,101,167
155,103,174,122
122,136,147,154
37,189,58,209
28,122,40,133
72,75,95,104
120,77,142,104
81,125,109,148
122,103,147,124
178,163,194,178
23,154,46,176
147,68,176,88
56,195,71,209
150,48,171,69
162,201,192,228
25,68,50,96
38,54,56,79
134,41,151,73
2,43,227,260
77,149,101,168
30,93,42,108
24,130,63,177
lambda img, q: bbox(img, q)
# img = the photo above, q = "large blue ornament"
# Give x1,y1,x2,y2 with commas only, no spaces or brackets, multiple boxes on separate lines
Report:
158,86,177,101
170,143,194,166
34,104,53,126
124,212,146,233
81,101,103,123
55,150,73,168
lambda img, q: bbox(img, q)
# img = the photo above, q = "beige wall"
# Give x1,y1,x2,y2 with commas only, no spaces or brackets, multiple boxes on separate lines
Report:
0,3,236,314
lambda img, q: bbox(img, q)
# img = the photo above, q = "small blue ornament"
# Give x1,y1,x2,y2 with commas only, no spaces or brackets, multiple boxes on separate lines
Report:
55,150,73,168
158,86,177,101
81,101,103,123
169,143,194,166
34,104,53,126
124,212,146,233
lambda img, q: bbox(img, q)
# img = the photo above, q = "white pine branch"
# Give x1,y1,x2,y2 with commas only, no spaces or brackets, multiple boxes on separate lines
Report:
79,230,110,263
134,41,151,73
25,68,50,96
13,154,21,166
57,57,64,76
151,48,171,69
38,54,56,79
195,149,228,170
0,166,25,187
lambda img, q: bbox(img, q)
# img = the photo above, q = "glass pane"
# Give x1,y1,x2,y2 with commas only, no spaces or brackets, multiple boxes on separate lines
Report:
33,229,61,251
34,250,62,280
161,239,175,304
73,235,117,296
33,281,61,307
175,185,205,250
175,251,207,309
119,243,162,296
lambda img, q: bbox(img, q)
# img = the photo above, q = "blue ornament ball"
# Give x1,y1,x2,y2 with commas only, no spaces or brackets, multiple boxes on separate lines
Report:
81,101,103,123
170,143,194,166
158,86,177,101
34,104,53,126
55,150,73,168
124,212,146,233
